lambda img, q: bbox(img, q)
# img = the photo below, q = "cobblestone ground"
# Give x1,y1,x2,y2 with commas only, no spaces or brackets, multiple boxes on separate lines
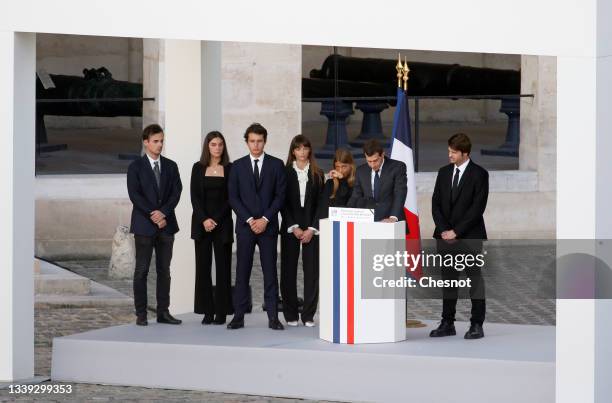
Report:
0,242,555,402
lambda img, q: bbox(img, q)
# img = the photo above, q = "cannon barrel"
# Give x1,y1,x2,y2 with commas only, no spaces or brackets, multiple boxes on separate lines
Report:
307,54,519,96
37,67,143,117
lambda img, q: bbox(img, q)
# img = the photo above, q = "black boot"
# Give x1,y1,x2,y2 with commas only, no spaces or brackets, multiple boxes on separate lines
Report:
429,320,456,337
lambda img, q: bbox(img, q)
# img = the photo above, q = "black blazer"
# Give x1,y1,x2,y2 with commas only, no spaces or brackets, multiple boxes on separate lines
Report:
347,157,408,221
190,162,234,243
228,154,287,236
127,155,182,236
280,165,324,234
316,178,353,220
431,160,489,239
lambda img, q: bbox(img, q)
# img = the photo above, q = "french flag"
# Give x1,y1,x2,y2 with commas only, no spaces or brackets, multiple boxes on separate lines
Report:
390,86,422,277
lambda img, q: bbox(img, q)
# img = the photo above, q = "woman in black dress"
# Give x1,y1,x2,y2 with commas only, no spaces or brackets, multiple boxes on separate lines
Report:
317,148,356,219
280,135,324,327
190,131,233,325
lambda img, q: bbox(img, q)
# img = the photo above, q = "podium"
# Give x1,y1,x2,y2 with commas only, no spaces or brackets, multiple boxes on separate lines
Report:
319,219,406,344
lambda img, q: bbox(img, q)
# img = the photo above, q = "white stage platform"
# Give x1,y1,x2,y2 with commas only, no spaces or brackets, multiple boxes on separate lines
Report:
51,313,554,403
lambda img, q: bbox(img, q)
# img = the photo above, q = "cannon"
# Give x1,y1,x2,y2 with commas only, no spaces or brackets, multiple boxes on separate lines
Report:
303,54,521,158
36,67,144,152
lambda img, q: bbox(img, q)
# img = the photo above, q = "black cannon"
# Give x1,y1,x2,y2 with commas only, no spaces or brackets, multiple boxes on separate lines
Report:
36,67,144,152
303,54,521,158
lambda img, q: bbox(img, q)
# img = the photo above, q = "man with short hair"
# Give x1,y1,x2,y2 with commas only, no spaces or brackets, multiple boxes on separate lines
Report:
227,123,287,330
429,133,489,340
347,139,408,223
127,123,183,326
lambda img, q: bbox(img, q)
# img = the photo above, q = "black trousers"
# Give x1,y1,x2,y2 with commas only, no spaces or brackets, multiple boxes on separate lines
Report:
441,266,486,325
281,233,319,323
194,238,232,317
133,233,174,317
233,232,279,320
437,239,486,325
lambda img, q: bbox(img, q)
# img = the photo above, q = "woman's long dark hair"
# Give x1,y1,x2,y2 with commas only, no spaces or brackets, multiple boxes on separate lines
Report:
200,131,230,172
285,134,323,184
331,148,356,199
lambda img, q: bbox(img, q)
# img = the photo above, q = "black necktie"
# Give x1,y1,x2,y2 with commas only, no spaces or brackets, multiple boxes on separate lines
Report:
254,159,260,186
373,170,380,200
451,167,460,199
153,161,161,189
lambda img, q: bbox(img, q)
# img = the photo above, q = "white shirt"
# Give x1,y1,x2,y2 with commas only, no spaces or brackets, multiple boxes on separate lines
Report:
249,152,264,174
451,158,470,188
287,161,319,236
246,152,268,224
146,153,161,172
370,158,384,196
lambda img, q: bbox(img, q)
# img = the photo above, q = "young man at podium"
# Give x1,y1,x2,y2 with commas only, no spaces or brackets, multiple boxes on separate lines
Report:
347,139,407,223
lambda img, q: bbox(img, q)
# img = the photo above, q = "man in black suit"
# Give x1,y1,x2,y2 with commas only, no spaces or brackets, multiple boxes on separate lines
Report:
347,139,408,223
429,133,489,340
227,123,287,330
127,124,183,326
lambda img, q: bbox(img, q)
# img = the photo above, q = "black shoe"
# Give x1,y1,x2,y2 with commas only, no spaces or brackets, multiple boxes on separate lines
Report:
227,316,244,329
268,318,285,330
201,314,214,325
157,311,182,325
136,316,148,326
213,315,226,325
464,323,485,339
429,320,456,337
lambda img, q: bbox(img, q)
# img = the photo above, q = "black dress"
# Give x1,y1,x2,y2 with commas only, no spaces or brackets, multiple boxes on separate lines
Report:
190,162,233,320
317,177,353,219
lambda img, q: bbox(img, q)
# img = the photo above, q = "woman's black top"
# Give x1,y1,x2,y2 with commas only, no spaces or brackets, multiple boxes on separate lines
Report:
190,162,233,243
317,177,353,220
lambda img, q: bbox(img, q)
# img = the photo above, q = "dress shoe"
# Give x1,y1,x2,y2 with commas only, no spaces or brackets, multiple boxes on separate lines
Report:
464,323,485,339
304,321,316,328
227,316,244,329
269,318,285,330
157,311,182,325
136,316,148,326
213,315,226,325
286,320,299,327
429,320,456,337
201,314,214,325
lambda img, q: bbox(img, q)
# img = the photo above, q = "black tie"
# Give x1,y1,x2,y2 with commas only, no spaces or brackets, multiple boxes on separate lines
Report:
451,167,460,200
153,161,161,189
373,170,380,200
254,159,260,186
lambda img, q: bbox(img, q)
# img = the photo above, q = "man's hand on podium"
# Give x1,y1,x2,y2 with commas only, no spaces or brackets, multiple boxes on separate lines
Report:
380,217,398,223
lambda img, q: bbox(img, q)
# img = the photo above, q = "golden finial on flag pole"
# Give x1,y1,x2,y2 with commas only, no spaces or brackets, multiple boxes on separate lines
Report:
402,57,410,92
396,53,403,88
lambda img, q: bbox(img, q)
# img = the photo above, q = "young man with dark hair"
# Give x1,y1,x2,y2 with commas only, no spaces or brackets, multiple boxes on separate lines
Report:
347,139,408,222
127,123,183,326
227,123,287,330
430,133,489,339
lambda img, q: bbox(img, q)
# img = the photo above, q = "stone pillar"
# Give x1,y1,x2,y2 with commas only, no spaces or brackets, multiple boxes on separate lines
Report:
519,55,556,193
142,39,165,128
128,38,143,129
0,32,35,382
163,39,202,314
220,42,301,161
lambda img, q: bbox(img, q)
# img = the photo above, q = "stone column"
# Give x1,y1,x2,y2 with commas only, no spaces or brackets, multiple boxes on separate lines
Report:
0,31,35,382
142,39,165,128
220,42,301,161
128,37,143,129
163,39,202,314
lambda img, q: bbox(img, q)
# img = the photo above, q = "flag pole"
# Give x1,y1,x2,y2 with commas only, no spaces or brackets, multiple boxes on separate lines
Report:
400,57,426,329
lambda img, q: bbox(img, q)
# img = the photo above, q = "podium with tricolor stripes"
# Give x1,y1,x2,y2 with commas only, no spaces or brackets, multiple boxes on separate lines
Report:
319,219,406,344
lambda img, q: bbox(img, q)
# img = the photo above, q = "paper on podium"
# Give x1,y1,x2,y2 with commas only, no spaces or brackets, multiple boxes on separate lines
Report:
328,207,374,222
319,219,406,344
